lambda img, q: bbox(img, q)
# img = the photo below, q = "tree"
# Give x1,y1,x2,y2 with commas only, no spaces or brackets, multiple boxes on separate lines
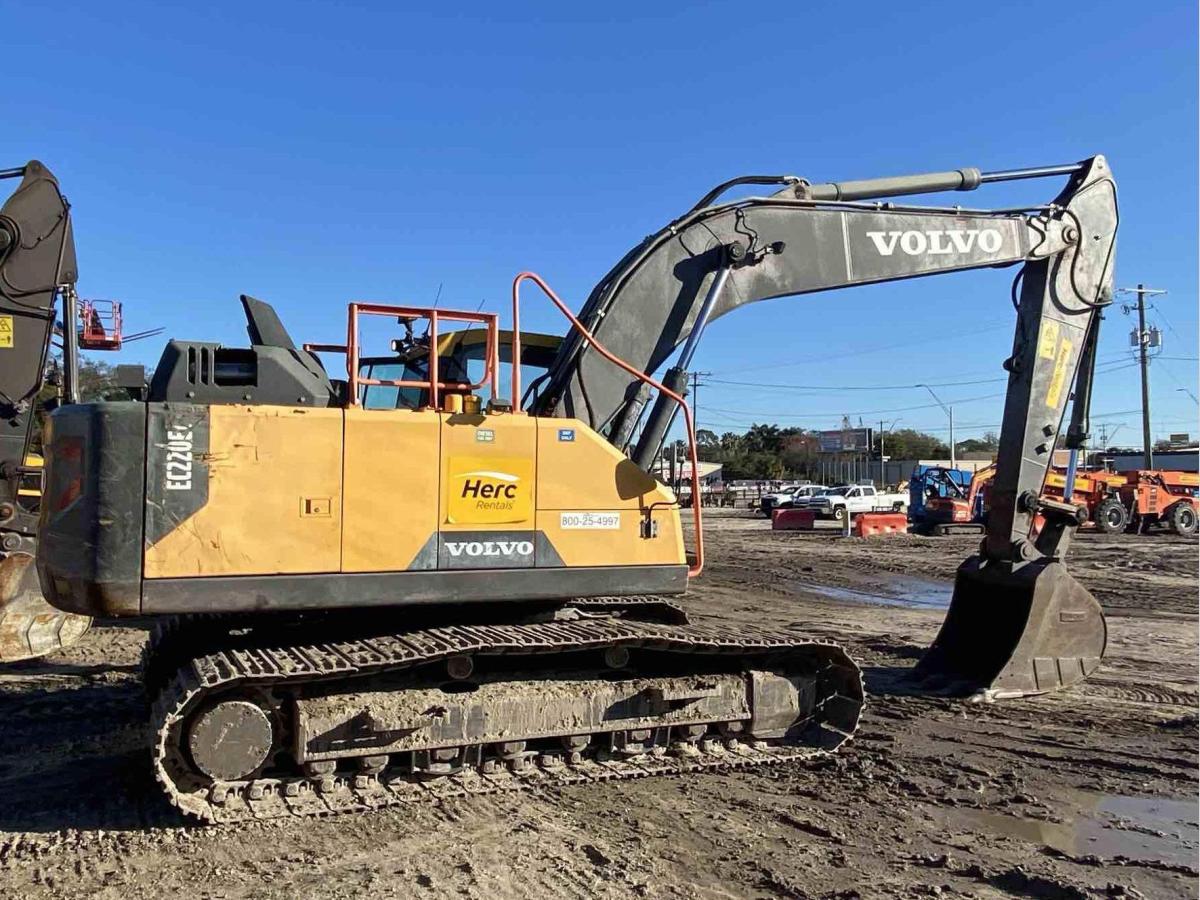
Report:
874,428,949,460
695,429,721,461
955,431,999,455
77,358,127,401
743,423,784,454
30,357,128,452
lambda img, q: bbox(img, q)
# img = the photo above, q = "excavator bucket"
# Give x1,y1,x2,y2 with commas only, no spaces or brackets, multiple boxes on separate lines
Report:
0,553,90,663
914,555,1106,698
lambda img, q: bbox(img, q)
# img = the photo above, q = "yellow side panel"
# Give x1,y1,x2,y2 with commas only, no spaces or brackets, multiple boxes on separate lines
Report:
439,413,538,533
145,406,343,577
534,419,684,568
342,408,441,572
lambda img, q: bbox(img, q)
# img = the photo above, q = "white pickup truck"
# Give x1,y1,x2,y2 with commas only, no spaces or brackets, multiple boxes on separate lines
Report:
798,484,908,521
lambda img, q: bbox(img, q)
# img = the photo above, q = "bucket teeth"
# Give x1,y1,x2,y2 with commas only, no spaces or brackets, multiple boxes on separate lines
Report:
914,556,1106,698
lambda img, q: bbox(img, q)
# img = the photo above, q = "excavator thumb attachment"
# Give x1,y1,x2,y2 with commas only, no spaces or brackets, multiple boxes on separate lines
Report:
913,555,1106,699
0,553,90,662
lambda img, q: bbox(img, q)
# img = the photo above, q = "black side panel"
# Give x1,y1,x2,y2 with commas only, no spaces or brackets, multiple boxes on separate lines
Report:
148,294,332,407
37,402,146,616
148,341,334,407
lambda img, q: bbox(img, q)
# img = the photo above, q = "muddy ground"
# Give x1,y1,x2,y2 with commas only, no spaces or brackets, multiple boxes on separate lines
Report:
0,510,1195,899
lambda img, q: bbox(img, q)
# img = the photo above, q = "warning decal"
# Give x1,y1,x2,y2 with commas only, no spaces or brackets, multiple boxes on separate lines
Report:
0,315,12,348
1045,338,1074,409
1037,320,1060,360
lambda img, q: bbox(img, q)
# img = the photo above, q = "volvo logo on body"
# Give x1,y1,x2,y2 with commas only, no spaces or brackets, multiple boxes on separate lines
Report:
865,228,1004,257
443,539,534,558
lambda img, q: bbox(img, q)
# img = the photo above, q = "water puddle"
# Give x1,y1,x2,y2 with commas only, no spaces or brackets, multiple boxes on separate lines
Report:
796,575,953,610
959,793,1198,869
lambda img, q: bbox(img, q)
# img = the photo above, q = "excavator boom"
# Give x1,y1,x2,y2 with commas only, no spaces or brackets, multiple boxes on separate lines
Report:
538,156,1116,695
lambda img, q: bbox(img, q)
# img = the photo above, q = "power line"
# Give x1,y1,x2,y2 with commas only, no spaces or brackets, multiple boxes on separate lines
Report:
702,357,1137,394
700,362,1142,420
711,319,1013,375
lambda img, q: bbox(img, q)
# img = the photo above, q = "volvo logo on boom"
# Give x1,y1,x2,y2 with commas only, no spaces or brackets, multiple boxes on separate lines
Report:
865,228,1004,257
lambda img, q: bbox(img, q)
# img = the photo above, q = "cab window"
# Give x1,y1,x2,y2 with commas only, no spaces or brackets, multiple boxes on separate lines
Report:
360,361,427,410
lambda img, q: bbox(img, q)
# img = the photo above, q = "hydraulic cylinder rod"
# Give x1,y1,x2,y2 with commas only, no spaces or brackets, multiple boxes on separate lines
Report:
632,265,731,471
797,161,1086,203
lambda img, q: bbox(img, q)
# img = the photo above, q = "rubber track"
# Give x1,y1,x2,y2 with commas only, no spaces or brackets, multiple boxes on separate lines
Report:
151,617,863,824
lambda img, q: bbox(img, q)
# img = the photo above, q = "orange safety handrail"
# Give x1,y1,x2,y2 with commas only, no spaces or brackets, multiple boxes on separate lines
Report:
344,303,500,408
511,271,705,577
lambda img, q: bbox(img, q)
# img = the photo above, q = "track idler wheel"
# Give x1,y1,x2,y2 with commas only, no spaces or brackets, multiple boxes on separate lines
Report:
188,699,275,781
0,553,91,663
914,555,1106,698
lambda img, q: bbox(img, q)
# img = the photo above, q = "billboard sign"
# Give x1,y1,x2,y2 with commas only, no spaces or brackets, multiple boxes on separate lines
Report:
818,427,873,453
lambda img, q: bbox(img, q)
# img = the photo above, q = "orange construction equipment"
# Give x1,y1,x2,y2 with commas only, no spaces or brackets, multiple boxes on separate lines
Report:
853,512,908,537
1042,468,1128,534
923,465,995,535
1118,470,1198,536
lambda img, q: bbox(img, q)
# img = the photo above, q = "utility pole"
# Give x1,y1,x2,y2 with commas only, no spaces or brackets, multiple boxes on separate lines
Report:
1117,285,1167,469
879,419,884,486
1097,422,1124,449
690,371,711,431
876,417,901,486
689,371,710,499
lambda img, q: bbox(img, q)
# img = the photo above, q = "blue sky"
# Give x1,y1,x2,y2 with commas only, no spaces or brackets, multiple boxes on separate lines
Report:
6,1,1196,446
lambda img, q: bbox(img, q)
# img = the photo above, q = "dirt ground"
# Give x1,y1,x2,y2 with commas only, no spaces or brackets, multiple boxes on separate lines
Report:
0,510,1195,900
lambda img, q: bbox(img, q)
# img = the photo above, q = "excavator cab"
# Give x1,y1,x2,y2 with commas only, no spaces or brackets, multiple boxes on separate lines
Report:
356,327,562,411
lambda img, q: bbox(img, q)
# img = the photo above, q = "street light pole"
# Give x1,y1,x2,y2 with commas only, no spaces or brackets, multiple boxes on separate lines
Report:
917,384,955,469
877,417,902,486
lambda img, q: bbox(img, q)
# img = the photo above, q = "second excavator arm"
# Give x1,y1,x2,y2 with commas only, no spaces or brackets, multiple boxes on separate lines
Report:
536,156,1118,697
0,161,94,662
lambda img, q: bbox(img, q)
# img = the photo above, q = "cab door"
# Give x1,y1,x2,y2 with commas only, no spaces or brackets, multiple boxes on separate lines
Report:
341,406,441,572
438,412,539,568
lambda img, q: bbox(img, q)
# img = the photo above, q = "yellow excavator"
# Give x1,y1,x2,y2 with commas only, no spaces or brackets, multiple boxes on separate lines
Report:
36,156,1116,823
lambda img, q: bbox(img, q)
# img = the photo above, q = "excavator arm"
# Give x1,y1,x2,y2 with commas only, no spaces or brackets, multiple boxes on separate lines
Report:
0,161,91,661
538,156,1118,697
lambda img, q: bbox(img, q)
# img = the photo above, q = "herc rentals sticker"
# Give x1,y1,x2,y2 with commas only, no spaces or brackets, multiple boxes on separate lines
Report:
446,456,534,524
